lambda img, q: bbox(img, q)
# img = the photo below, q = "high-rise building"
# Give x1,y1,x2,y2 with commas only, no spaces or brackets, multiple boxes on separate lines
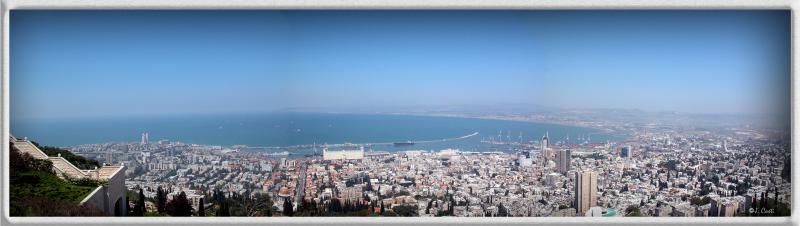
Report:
105,149,113,164
574,170,598,215
541,132,549,149
141,132,149,145
541,132,550,161
744,194,753,213
720,201,737,217
557,149,571,174
709,198,720,217
620,146,631,158
722,140,728,152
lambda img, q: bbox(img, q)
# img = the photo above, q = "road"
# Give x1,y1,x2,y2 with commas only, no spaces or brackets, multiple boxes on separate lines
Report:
294,162,308,209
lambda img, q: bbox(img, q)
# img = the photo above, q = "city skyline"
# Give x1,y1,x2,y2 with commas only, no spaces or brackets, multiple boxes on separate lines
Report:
10,10,790,120
7,10,792,218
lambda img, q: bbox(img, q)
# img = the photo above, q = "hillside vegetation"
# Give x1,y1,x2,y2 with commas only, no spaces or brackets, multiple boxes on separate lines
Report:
30,140,100,170
9,142,104,216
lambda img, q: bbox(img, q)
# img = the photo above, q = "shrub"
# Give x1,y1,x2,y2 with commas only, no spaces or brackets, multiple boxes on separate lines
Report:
65,176,107,187
9,142,100,216
10,196,105,216
165,191,193,216
30,141,100,170
10,143,54,175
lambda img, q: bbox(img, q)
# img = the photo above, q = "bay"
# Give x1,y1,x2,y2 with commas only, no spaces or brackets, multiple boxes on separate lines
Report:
11,112,626,153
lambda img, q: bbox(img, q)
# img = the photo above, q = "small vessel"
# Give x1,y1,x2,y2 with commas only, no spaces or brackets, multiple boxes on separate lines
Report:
393,141,415,146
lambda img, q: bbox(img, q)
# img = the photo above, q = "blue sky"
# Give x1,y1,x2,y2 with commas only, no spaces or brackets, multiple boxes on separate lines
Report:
10,10,790,119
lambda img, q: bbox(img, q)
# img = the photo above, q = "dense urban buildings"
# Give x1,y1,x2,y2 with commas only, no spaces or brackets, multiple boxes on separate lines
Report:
8,9,790,219
52,111,791,217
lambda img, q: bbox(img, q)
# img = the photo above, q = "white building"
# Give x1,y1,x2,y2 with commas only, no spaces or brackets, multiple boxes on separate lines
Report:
323,146,365,161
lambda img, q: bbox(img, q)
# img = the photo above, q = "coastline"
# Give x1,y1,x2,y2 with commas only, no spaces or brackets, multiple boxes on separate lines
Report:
32,111,625,149
379,112,620,135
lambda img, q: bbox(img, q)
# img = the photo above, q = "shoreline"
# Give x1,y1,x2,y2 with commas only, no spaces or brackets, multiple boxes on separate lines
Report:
381,112,620,135
50,111,625,149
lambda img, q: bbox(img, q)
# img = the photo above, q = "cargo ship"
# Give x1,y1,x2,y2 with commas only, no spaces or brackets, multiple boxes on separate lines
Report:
393,141,415,146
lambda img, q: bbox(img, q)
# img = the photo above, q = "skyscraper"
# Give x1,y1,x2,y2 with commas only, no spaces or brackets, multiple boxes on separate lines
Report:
574,170,598,215
541,132,549,149
141,132,149,145
709,198,720,217
557,149,571,174
541,132,550,161
620,146,631,158
105,149,113,164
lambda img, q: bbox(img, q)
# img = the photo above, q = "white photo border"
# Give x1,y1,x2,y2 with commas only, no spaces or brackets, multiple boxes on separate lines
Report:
0,0,797,226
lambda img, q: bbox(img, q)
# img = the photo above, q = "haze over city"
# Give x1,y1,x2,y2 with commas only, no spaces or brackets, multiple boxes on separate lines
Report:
8,10,791,218
11,10,789,120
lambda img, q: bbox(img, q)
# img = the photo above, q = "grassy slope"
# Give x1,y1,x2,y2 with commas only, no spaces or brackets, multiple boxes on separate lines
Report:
11,170,97,203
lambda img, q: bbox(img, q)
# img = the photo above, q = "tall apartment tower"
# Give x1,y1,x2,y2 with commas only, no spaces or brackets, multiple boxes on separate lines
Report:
620,146,631,158
541,132,550,161
141,132,149,145
105,149,113,164
722,140,728,152
557,149,572,174
709,198,720,217
574,170,598,215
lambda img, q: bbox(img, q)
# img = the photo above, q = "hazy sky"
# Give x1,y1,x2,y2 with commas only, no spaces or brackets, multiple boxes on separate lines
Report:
11,10,790,119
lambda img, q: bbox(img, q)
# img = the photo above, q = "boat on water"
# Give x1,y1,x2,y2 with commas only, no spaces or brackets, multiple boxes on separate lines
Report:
393,141,415,146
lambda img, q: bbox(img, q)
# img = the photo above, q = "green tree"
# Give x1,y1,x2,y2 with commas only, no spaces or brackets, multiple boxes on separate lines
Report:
283,197,294,216
165,191,193,216
156,186,166,213
497,203,509,217
217,201,230,217
782,158,791,182
214,190,230,216
425,200,433,214
131,188,146,216
392,205,418,216
625,206,642,216
198,198,205,216
228,192,273,216
30,142,100,170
